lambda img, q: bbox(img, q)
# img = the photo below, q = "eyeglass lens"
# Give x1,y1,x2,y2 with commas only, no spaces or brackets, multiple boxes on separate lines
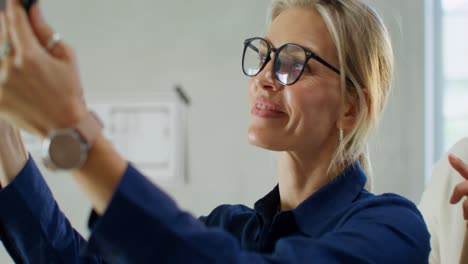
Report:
243,38,307,85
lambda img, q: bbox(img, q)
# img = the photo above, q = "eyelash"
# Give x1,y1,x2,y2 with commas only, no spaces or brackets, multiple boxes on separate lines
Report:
302,64,312,73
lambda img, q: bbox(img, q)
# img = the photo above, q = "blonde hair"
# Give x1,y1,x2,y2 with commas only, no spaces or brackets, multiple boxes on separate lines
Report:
270,0,394,190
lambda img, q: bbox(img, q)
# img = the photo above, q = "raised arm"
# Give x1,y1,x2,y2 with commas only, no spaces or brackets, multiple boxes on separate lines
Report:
0,0,125,215
0,120,105,263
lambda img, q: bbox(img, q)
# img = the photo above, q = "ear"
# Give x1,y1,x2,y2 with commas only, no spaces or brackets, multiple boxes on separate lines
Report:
336,88,369,131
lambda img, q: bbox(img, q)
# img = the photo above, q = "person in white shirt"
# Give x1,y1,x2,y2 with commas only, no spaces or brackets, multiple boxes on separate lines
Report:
419,137,468,264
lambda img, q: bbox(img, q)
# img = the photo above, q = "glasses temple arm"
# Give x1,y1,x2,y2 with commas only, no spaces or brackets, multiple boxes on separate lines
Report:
246,42,259,53
311,54,341,75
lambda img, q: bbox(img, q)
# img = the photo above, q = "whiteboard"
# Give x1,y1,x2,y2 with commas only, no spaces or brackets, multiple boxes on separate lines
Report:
92,100,187,184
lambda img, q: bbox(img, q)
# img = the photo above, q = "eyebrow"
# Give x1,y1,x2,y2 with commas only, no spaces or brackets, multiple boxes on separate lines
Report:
263,36,321,56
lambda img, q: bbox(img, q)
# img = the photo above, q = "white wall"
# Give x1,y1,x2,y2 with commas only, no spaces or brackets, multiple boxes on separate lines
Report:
367,0,428,201
0,0,427,262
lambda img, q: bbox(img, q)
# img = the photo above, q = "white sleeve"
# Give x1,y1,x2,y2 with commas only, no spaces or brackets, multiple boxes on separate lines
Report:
419,137,468,264
419,157,444,264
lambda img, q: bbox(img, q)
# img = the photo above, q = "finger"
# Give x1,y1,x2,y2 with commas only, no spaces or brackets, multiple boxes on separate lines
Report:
0,12,7,59
451,181,468,204
449,153,468,180
0,12,11,82
0,12,7,42
28,3,71,60
5,0,38,55
464,199,468,220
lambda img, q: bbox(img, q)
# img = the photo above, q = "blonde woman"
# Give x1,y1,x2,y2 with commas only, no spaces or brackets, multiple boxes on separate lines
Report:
0,0,429,263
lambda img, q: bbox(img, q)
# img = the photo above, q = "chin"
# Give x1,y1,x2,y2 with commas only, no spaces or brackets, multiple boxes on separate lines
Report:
247,128,287,152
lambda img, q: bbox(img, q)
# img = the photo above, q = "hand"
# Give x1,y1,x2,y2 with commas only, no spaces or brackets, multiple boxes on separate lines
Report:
0,0,87,137
449,154,468,220
0,118,28,188
0,1,126,214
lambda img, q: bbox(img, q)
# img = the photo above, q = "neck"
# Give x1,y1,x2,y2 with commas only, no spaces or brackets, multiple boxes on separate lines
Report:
277,144,342,211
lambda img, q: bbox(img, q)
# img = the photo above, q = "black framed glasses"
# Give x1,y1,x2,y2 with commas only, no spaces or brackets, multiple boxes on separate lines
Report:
242,37,342,86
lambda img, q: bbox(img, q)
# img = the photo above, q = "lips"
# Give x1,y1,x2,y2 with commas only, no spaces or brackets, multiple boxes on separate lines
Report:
251,98,286,118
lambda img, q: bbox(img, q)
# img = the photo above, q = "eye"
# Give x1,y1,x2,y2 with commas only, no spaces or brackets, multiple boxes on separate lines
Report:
292,62,303,71
289,62,304,75
258,52,268,62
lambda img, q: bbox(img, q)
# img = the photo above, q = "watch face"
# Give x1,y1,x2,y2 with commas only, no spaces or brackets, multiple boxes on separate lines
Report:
48,131,85,170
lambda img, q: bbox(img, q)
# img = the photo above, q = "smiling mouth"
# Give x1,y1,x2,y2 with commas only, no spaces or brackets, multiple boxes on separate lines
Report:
252,102,286,118
255,103,269,110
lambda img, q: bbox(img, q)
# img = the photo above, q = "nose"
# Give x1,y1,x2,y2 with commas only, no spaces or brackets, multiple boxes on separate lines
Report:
253,59,284,92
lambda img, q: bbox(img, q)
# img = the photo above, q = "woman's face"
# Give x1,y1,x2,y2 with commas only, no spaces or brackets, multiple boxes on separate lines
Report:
247,7,343,154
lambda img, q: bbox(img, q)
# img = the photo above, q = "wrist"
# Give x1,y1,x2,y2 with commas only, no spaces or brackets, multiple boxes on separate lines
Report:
78,133,127,174
0,127,28,187
43,98,88,137
0,156,28,187
42,111,103,171
73,134,127,214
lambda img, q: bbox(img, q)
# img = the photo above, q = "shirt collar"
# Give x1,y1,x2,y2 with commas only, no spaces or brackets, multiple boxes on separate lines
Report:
254,185,281,220
293,161,367,236
254,161,367,236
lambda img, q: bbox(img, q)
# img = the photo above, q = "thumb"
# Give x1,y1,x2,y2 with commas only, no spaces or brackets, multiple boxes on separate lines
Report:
28,3,72,60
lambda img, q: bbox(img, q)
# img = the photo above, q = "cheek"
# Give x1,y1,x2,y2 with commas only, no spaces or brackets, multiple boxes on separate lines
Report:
287,80,341,128
247,78,256,105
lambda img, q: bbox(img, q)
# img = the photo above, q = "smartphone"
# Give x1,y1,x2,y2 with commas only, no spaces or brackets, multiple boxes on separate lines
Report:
21,0,36,11
0,0,37,12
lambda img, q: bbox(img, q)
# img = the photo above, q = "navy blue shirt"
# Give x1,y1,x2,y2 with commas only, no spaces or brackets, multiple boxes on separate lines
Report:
0,157,430,263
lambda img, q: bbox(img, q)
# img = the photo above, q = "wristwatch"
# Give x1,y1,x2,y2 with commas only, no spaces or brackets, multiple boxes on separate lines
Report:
42,111,104,171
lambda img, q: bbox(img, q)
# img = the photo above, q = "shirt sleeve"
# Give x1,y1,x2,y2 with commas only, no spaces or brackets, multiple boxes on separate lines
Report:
419,138,468,264
418,156,446,264
86,164,430,264
0,156,105,264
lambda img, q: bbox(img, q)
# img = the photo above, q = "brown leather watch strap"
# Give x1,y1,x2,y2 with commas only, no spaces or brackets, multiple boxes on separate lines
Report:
74,111,103,147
